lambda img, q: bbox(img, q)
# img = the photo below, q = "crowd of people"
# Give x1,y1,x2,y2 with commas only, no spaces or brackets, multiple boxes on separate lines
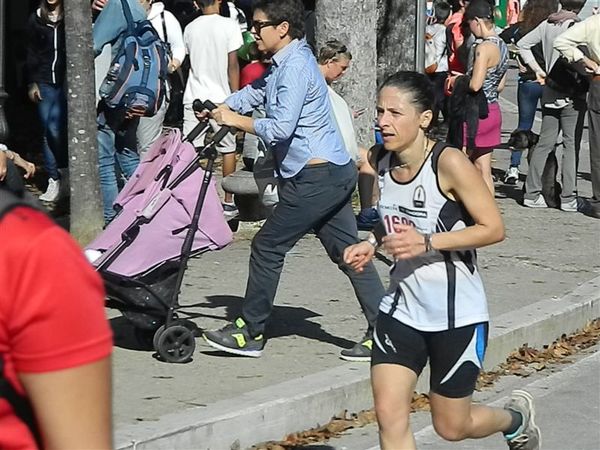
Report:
2,0,599,448
424,0,599,217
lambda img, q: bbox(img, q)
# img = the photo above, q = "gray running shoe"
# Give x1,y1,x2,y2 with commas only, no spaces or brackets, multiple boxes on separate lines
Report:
505,390,541,450
203,318,264,357
340,333,373,362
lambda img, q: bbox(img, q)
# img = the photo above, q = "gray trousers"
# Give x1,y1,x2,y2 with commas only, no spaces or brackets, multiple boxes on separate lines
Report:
242,161,384,337
524,88,586,202
588,80,600,209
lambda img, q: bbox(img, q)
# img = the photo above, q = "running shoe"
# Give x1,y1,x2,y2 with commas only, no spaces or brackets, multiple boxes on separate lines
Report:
504,390,541,450
340,332,373,362
203,318,264,357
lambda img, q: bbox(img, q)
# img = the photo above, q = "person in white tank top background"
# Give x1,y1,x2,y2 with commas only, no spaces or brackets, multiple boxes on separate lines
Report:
343,71,541,450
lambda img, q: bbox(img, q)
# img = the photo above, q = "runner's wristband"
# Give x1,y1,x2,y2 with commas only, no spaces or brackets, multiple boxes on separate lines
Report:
423,233,433,252
365,233,379,249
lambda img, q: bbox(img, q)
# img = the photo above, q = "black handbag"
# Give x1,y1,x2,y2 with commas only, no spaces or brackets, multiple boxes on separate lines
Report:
546,55,590,97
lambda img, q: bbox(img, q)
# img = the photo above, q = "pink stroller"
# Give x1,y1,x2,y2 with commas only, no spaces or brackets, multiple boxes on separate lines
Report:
87,106,233,363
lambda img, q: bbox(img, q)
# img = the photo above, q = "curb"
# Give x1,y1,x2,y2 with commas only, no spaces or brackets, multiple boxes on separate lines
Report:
115,276,600,450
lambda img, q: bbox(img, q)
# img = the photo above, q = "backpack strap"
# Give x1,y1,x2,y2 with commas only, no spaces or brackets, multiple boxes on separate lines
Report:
0,187,31,222
1,355,42,447
160,11,168,42
119,0,136,34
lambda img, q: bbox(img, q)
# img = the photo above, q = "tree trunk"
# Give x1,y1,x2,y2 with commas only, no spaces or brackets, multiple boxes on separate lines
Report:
376,0,418,85
315,0,377,148
64,0,103,244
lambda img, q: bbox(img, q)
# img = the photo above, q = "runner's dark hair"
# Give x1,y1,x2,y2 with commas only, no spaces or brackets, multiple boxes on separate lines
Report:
379,71,435,114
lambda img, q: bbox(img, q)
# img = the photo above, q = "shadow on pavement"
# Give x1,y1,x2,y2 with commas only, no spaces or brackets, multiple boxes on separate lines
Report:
184,295,356,349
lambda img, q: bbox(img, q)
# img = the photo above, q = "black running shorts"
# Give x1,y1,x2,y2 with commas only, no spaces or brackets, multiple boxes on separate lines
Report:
371,313,489,398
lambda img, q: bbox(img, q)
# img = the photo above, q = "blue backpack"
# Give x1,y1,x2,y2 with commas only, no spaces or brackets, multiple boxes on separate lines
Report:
99,0,169,117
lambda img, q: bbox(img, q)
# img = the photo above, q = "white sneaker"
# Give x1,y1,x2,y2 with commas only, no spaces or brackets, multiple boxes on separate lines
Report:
39,178,61,202
222,202,239,219
523,195,548,208
561,197,584,212
504,167,519,185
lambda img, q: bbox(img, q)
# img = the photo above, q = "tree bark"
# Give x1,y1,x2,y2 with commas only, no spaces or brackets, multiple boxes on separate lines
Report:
64,0,103,244
315,0,377,148
376,0,418,85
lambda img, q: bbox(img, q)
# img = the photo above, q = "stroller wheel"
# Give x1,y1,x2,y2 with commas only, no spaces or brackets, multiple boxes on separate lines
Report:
153,325,167,351
155,325,196,363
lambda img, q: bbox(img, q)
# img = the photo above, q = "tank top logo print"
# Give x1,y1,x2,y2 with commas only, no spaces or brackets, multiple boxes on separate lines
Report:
413,185,426,208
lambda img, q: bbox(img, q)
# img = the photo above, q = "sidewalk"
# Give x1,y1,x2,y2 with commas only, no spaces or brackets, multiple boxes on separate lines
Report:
110,68,600,448
313,345,600,450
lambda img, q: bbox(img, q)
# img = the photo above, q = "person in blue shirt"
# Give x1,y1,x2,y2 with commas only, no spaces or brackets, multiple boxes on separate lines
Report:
202,0,384,361
92,0,149,223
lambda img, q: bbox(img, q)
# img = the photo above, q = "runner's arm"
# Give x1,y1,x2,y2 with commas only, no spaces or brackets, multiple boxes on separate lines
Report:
433,147,505,251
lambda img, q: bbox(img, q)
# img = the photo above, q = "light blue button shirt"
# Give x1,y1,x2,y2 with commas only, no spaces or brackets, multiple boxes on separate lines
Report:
225,39,350,178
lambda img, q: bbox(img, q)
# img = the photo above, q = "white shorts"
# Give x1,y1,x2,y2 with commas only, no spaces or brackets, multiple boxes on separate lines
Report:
182,104,236,154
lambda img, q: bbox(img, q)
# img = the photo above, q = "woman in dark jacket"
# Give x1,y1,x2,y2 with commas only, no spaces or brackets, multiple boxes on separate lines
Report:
499,0,559,184
25,0,67,202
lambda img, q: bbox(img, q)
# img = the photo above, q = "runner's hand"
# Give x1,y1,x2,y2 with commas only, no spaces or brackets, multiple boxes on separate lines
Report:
344,241,375,272
383,224,426,260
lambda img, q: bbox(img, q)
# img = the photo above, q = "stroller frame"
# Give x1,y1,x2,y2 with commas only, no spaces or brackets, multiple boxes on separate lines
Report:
96,101,231,363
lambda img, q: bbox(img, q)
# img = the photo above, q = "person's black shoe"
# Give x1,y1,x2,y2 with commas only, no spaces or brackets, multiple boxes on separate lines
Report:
340,333,373,362
203,318,264,357
581,201,600,219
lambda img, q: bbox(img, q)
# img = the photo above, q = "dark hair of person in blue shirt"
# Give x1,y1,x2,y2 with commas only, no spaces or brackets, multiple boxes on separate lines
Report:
253,0,305,40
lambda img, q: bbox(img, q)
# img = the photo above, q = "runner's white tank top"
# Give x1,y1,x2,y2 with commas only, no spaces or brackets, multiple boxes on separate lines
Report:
376,143,488,331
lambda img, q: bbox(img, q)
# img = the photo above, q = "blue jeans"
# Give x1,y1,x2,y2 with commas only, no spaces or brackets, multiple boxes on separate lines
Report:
97,102,140,222
511,79,543,168
37,83,67,180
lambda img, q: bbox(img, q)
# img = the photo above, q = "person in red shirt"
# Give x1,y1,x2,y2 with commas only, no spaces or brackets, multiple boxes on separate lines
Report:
447,0,470,75
239,41,269,88
0,189,113,450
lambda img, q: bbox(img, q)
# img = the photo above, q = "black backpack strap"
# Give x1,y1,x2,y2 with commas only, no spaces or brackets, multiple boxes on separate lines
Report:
0,187,29,222
119,0,136,34
160,11,168,43
0,356,42,447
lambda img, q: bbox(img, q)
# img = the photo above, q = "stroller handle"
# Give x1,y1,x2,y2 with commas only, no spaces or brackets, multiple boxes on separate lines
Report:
200,99,232,146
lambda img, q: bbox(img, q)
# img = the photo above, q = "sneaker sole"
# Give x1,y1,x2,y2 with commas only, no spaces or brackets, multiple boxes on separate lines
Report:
512,389,542,449
339,354,371,362
203,335,263,358
523,202,548,209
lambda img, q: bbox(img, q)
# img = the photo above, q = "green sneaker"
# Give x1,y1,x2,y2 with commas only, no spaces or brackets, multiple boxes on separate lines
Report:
505,390,541,450
339,333,373,362
203,318,264,357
